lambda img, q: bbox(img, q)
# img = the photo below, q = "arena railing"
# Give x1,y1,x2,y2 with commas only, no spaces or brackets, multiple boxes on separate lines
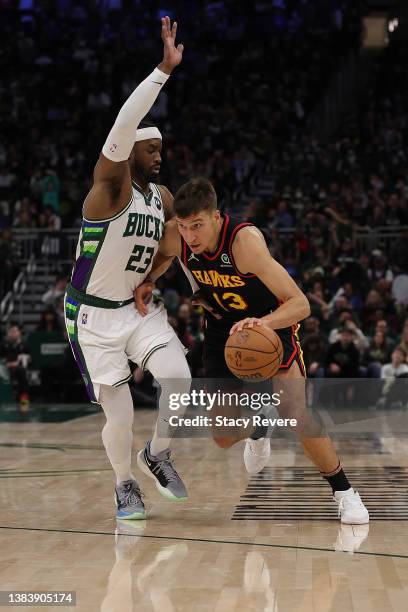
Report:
11,226,408,264
0,253,36,327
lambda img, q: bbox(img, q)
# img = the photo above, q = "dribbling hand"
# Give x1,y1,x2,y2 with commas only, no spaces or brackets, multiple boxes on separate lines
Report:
229,317,267,335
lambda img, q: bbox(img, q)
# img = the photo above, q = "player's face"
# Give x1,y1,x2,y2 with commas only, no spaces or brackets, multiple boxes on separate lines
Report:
176,210,221,254
130,139,162,182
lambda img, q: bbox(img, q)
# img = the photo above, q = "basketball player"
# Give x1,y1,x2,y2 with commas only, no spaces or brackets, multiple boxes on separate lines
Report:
135,178,369,524
64,18,192,520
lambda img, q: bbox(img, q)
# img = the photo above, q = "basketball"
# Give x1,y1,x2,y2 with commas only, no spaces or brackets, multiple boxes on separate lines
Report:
224,326,283,382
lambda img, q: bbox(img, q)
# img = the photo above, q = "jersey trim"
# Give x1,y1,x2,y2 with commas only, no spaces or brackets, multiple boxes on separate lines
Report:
64,295,99,403
82,194,134,224
112,374,133,387
202,214,230,261
182,235,188,266
71,221,110,292
228,222,257,278
66,284,133,309
279,324,305,376
279,329,298,369
82,222,110,292
141,342,169,370
132,180,153,206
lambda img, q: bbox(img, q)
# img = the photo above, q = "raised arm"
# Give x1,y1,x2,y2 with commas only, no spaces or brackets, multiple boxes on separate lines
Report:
84,17,183,221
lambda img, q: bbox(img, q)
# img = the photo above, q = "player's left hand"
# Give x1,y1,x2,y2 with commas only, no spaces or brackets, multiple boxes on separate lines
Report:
229,317,266,335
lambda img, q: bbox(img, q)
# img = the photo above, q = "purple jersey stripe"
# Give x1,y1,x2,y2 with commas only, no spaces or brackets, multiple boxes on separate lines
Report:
71,255,92,291
71,339,97,403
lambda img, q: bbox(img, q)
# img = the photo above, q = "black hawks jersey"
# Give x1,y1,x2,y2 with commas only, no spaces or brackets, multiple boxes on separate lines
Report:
181,214,290,333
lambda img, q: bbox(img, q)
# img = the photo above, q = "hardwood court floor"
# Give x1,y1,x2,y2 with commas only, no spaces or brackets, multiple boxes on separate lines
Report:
0,409,408,612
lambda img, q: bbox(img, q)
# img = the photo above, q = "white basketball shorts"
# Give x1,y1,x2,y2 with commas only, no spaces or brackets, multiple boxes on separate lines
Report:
64,295,177,403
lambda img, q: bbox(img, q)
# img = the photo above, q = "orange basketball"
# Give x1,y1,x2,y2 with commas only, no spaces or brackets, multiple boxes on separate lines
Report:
224,326,283,382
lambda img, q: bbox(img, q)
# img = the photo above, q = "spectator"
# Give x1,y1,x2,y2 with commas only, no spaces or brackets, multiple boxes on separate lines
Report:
38,205,62,231
0,228,19,295
328,317,368,356
303,331,327,378
40,170,61,215
381,348,408,379
396,320,408,354
365,329,392,365
374,319,396,346
379,347,408,408
37,309,63,333
275,200,294,229
42,276,67,309
0,325,30,408
325,326,360,378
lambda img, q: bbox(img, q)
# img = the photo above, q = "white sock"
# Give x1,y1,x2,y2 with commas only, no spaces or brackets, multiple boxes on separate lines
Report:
150,427,171,456
144,336,192,457
100,384,136,485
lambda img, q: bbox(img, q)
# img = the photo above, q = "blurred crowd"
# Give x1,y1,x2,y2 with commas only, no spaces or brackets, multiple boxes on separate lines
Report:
0,0,359,231
0,0,408,407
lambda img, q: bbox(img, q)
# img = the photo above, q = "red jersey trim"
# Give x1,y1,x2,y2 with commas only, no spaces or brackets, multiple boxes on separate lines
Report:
279,323,306,377
279,326,298,368
202,214,230,261
182,236,187,266
228,222,257,278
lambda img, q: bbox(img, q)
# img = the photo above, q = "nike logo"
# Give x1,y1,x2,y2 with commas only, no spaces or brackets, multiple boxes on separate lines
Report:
145,452,153,468
152,81,163,85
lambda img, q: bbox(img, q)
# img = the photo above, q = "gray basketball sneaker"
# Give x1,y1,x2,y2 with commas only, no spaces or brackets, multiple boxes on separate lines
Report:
137,442,188,501
115,479,146,520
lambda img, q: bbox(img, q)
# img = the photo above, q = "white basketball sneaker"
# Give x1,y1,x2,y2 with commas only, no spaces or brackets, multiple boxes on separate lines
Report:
334,489,369,524
244,438,270,474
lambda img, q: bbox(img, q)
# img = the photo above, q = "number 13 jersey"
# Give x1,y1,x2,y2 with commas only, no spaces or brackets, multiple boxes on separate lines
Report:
180,214,284,330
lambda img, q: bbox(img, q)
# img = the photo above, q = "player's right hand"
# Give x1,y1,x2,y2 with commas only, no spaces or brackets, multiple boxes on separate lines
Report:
158,16,184,74
191,291,222,319
134,281,155,317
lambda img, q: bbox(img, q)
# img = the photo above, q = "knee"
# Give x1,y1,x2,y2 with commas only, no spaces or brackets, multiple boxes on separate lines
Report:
160,363,192,381
102,411,133,430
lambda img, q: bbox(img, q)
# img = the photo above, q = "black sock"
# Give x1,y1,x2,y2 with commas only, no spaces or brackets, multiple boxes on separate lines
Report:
250,415,268,440
322,463,351,494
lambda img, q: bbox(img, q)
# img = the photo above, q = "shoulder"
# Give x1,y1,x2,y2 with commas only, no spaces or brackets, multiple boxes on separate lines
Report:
232,224,264,246
231,224,268,259
162,218,181,256
157,184,174,221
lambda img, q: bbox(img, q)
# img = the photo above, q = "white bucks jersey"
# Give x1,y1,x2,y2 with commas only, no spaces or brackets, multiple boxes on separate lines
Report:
71,182,165,301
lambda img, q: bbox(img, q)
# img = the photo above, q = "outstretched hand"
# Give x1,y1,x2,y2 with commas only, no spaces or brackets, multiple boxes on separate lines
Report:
159,16,184,74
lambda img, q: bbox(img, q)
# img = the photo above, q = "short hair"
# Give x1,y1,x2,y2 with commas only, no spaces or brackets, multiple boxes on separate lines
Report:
173,178,217,218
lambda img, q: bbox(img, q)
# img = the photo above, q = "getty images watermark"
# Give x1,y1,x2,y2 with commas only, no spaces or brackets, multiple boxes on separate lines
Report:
167,390,298,429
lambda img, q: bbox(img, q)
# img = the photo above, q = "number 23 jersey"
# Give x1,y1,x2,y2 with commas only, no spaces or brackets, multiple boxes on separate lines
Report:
71,182,165,302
